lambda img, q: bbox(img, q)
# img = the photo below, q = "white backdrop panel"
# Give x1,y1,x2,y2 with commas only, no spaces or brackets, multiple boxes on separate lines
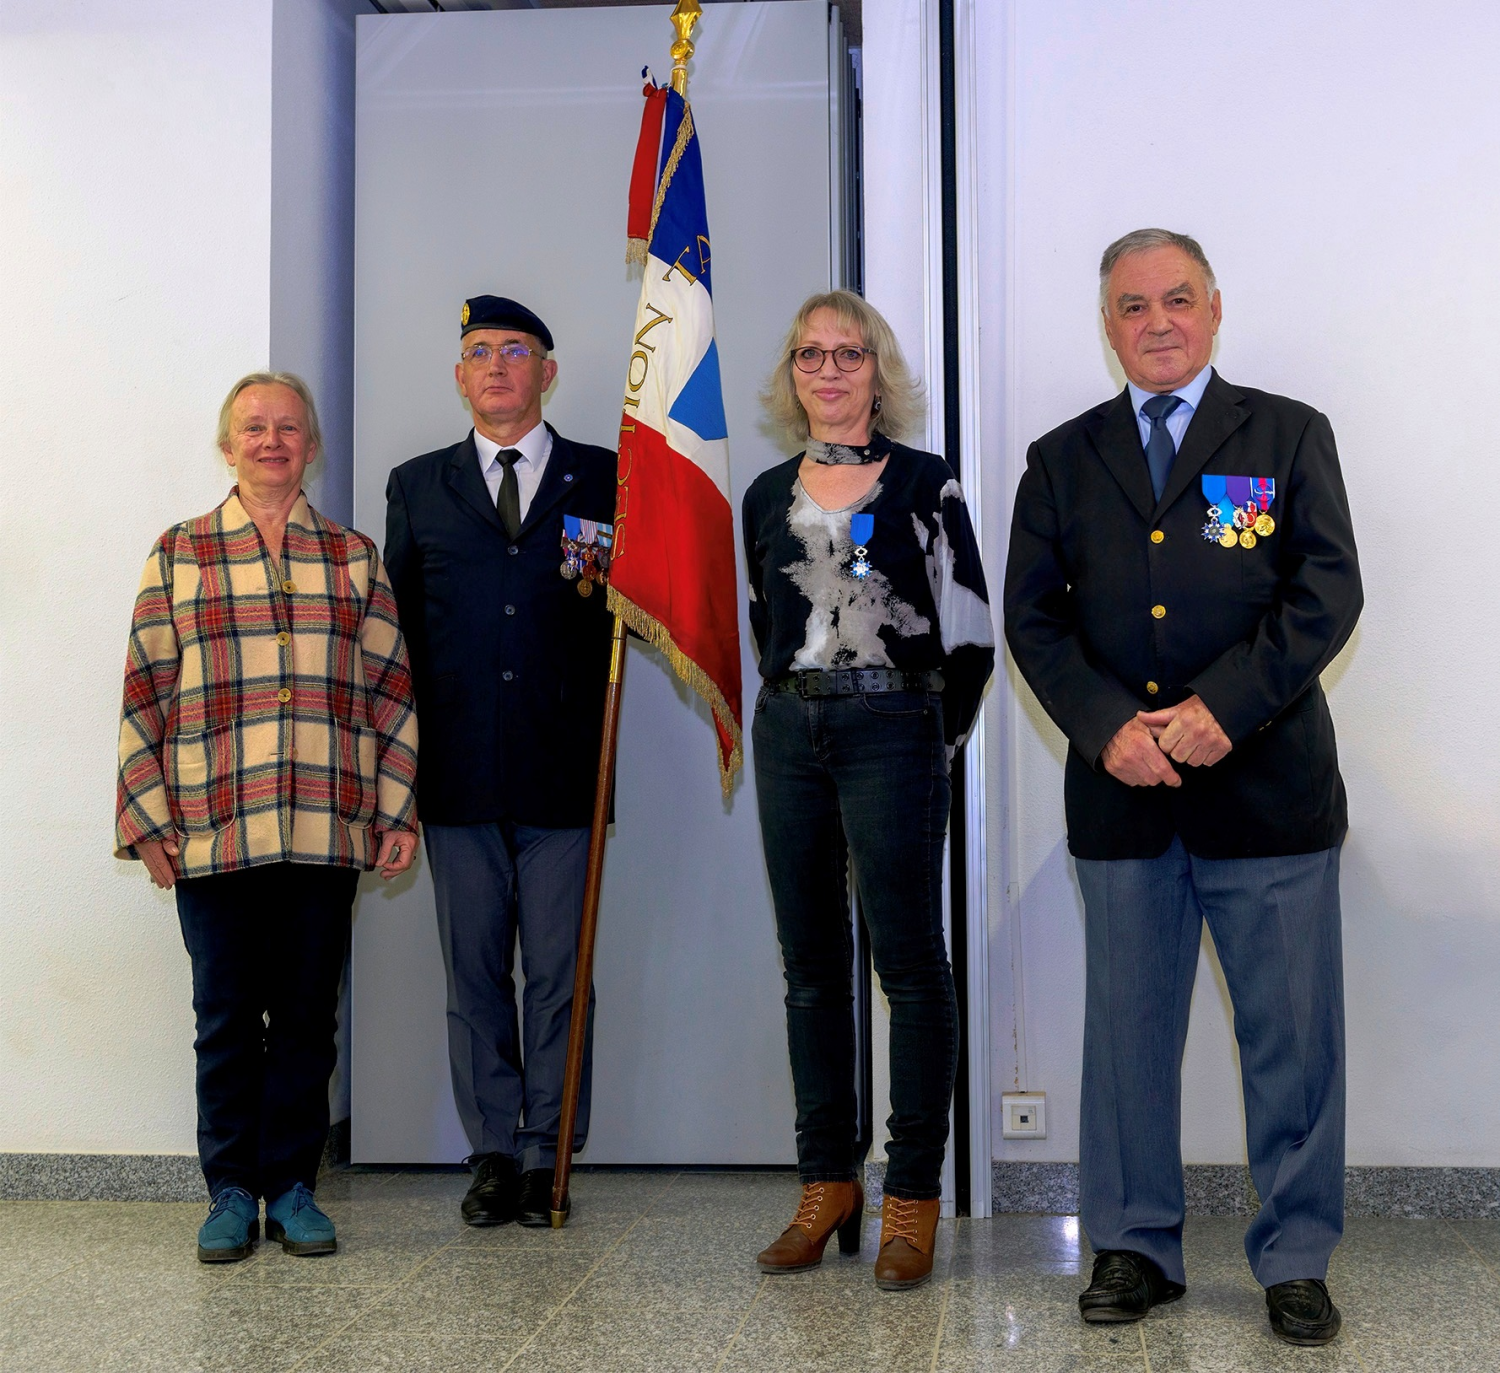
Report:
350,2,834,1163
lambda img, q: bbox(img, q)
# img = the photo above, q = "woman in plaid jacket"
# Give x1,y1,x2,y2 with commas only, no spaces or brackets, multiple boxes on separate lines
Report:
114,372,419,1264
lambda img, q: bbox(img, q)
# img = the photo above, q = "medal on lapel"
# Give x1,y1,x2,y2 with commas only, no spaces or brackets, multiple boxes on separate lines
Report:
848,512,874,580
1202,475,1276,549
562,515,613,598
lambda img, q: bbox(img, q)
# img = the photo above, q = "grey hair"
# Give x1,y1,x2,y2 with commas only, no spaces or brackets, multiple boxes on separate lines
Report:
761,289,925,447
1099,229,1217,308
216,371,323,455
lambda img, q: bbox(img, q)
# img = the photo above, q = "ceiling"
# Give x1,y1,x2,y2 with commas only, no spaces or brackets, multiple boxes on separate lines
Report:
367,0,862,47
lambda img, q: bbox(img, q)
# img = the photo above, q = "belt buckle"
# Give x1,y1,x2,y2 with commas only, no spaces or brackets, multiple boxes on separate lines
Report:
795,673,815,699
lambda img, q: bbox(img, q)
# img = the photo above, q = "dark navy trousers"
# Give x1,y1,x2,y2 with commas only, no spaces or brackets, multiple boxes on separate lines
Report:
175,862,357,1201
424,822,594,1171
1075,837,1346,1287
752,686,958,1200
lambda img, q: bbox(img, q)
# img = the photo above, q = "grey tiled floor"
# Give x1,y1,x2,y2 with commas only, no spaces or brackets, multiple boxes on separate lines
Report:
2,1170,1498,1371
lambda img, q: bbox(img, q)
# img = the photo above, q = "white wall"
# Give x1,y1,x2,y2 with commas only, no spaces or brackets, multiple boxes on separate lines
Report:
0,0,273,1153
0,0,365,1155
866,0,1500,1168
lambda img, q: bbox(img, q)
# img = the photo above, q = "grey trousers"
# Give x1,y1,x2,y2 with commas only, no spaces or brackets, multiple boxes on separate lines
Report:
1075,837,1345,1288
425,821,595,1172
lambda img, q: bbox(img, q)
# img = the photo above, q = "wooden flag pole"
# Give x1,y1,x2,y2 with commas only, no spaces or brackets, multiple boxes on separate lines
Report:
549,0,703,1231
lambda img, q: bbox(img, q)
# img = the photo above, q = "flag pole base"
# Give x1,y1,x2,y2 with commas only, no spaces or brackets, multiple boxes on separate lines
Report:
550,1209,569,1229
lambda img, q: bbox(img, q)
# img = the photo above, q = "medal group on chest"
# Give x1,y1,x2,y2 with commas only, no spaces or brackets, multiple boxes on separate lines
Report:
560,516,613,598
1201,475,1275,549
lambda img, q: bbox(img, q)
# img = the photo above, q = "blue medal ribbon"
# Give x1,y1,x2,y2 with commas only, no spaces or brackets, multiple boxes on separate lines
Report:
849,513,874,546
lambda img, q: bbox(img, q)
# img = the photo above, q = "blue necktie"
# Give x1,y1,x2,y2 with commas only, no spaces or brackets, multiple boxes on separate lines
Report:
1141,394,1184,502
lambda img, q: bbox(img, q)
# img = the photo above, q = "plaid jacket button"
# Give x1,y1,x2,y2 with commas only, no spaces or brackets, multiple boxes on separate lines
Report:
277,688,292,704
282,580,297,594
276,631,290,646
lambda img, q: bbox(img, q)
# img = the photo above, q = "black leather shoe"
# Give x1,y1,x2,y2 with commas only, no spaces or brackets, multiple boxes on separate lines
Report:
517,1167,566,1227
1079,1249,1187,1323
1266,1279,1341,1346
461,1153,518,1227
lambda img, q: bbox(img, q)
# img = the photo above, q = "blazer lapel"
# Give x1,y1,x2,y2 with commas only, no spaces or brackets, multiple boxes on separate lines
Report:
1084,390,1156,523
518,425,580,538
443,433,506,533
1154,372,1250,516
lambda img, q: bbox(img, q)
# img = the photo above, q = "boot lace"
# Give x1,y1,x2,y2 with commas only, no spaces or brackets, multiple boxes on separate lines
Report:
884,1195,920,1245
791,1183,828,1232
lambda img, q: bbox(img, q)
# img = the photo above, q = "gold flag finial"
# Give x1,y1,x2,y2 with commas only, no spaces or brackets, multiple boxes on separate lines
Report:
669,0,702,97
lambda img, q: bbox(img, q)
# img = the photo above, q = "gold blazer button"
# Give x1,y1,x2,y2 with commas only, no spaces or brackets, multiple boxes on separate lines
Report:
1151,604,1166,619
1150,530,1165,544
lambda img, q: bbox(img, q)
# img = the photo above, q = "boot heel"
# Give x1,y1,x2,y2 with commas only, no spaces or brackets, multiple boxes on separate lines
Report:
837,1209,863,1255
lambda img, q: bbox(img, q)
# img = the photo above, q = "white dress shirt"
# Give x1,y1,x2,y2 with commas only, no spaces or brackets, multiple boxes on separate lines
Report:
474,421,553,524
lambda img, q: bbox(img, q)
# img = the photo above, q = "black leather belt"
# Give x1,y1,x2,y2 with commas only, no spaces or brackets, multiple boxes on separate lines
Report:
766,669,944,698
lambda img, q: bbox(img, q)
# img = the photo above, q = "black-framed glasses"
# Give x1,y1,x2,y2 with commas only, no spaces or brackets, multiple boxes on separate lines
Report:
462,342,540,366
791,345,875,373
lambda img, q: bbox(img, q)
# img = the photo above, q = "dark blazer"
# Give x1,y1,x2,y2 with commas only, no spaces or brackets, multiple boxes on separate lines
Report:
384,425,616,827
1004,370,1362,860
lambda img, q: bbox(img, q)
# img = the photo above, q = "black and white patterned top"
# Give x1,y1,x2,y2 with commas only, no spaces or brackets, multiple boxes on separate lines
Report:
742,441,995,744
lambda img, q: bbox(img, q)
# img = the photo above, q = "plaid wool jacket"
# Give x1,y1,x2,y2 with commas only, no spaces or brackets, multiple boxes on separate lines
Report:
115,490,419,877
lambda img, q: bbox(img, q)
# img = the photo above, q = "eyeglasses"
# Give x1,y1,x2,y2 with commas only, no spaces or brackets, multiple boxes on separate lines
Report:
790,345,875,373
462,342,540,366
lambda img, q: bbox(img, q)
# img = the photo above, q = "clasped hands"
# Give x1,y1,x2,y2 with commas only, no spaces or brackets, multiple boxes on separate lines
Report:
1101,694,1232,788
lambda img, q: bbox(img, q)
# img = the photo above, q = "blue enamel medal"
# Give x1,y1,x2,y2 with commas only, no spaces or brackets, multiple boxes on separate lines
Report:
848,512,874,579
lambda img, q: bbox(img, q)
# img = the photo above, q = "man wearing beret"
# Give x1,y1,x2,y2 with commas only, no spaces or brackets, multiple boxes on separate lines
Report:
384,296,616,1227
1004,230,1362,1345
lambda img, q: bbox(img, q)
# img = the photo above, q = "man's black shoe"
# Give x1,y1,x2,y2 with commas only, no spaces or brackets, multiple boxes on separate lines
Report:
1079,1249,1187,1324
1266,1279,1341,1346
517,1167,567,1227
461,1153,518,1226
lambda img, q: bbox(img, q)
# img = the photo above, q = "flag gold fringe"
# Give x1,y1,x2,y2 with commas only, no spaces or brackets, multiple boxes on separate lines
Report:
625,237,648,267
607,583,743,799
645,104,695,252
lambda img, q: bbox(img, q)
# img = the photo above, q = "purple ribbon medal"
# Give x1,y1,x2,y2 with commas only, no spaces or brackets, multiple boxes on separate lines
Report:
1202,475,1276,548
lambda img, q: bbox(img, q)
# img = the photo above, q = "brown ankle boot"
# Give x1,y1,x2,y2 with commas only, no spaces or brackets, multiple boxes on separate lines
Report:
756,1179,864,1274
873,1195,940,1290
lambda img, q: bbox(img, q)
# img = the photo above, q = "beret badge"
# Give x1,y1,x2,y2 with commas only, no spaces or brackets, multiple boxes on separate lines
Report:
461,302,471,327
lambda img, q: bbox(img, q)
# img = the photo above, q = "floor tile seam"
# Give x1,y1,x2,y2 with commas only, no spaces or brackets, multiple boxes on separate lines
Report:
0,1255,94,1308
926,1276,954,1373
710,1273,767,1373
1443,1215,1500,1287
494,1170,685,1372
280,1231,470,1371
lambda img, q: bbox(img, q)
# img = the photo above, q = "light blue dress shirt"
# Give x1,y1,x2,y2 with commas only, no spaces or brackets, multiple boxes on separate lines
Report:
1126,365,1214,454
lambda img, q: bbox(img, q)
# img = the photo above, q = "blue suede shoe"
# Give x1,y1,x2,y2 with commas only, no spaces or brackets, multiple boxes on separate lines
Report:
264,1183,337,1256
197,1186,259,1263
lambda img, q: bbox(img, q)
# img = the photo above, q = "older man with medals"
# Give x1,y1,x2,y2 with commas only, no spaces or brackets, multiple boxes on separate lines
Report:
1004,230,1362,1346
384,295,616,1227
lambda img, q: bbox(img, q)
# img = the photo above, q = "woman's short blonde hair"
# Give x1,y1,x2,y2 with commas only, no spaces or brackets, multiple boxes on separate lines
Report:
216,371,323,456
761,289,925,447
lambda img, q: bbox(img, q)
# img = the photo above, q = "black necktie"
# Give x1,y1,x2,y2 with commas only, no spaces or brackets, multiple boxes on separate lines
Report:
495,448,522,539
1141,394,1184,502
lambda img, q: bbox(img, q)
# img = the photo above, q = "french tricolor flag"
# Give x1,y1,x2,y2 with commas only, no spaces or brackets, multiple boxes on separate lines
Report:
609,75,742,794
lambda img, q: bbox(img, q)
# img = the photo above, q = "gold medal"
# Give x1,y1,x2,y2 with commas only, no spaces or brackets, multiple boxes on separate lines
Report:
577,578,593,598
1255,513,1275,536
1239,530,1257,549
1218,530,1239,549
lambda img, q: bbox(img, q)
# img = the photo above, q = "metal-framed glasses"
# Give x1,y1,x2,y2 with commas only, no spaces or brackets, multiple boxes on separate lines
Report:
790,345,875,373
462,342,540,366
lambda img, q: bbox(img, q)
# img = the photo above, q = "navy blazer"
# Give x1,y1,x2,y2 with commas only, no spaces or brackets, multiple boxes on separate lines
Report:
1004,371,1363,860
384,426,616,827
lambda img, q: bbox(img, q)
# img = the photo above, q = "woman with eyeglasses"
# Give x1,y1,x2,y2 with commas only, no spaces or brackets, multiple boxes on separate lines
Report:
744,290,994,1290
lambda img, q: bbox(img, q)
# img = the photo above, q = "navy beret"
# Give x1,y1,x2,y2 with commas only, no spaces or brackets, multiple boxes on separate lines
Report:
460,295,554,351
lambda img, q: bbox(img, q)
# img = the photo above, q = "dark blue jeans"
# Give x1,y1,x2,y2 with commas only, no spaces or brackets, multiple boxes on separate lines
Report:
752,685,957,1200
175,862,358,1201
